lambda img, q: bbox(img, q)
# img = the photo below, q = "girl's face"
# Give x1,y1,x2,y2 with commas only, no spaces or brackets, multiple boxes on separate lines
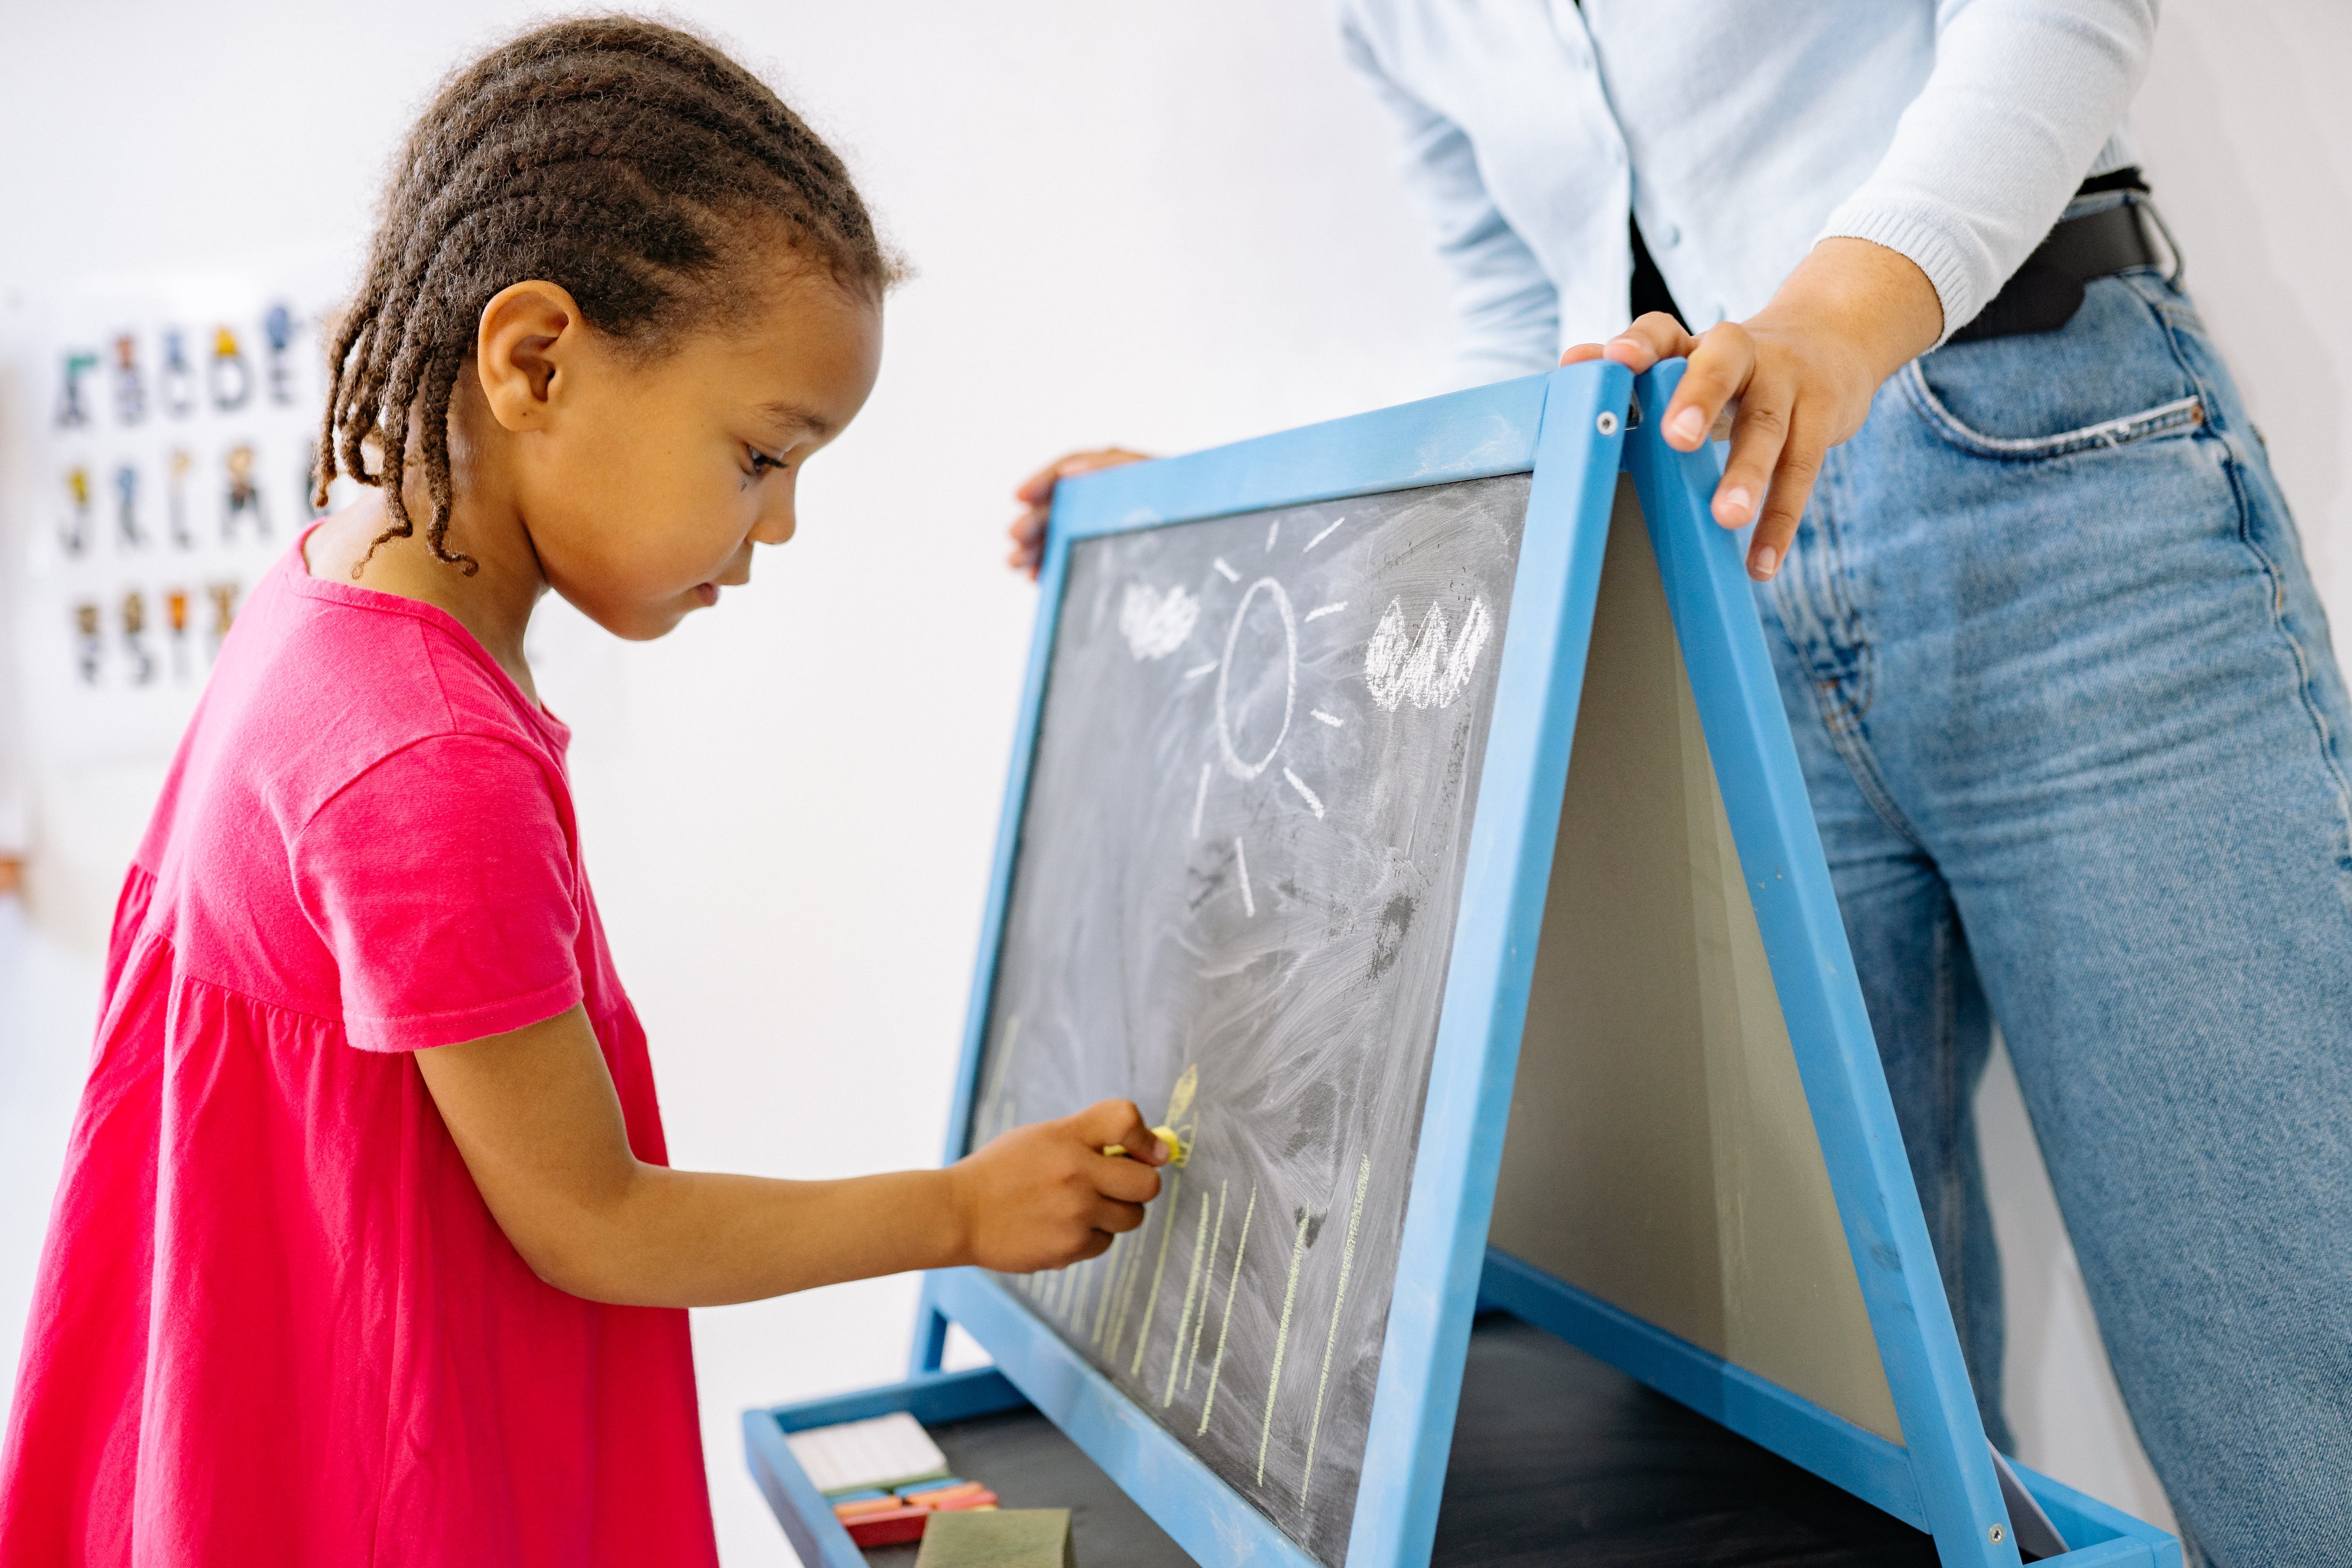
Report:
488,264,884,641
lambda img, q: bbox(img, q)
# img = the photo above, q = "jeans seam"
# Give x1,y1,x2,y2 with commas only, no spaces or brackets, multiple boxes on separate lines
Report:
2212,447,2352,882
1898,361,2205,461
2132,283,2352,884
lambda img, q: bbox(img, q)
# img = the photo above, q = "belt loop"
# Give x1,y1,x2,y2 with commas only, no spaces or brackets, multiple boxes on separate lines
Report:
2133,192,2187,289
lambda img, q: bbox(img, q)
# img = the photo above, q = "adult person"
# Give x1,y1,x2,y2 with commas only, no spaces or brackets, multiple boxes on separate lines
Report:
1007,5,2352,1562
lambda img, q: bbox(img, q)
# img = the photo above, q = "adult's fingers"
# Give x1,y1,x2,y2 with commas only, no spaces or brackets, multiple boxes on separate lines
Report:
1715,372,1795,537
1006,508,1047,578
1661,321,1757,458
1744,412,1831,582
1013,448,1151,507
1564,314,1698,372
1011,456,1073,507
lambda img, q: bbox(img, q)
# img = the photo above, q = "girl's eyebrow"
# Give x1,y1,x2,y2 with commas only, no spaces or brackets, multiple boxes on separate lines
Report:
753,398,832,439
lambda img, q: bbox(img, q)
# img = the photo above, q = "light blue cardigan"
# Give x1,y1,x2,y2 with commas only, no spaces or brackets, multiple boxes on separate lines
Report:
1334,0,2156,380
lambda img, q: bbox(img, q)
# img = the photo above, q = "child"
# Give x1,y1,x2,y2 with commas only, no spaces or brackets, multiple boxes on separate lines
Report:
0,19,1165,1564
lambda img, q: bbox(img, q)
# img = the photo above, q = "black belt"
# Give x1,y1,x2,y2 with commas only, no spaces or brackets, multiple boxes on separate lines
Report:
1948,167,2176,343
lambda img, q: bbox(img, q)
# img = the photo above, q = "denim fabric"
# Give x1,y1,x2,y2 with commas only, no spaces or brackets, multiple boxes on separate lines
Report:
1759,197,2352,1566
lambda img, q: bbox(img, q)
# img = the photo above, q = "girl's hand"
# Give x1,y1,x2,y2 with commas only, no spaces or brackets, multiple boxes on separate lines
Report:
1007,448,1151,578
947,1099,1167,1273
1562,237,1942,582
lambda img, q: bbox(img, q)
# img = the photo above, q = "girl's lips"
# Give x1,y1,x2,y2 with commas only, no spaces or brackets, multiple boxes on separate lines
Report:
694,583,720,607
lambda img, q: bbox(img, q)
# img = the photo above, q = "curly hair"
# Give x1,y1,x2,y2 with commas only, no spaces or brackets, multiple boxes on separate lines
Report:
315,15,897,576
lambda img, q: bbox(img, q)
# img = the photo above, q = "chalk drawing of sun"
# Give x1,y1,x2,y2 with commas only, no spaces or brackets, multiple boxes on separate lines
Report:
1121,511,1493,918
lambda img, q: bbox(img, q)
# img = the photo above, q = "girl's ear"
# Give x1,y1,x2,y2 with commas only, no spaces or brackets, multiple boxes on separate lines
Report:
476,281,588,432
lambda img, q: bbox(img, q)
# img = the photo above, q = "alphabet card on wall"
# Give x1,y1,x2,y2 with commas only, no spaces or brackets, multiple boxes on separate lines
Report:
2,258,628,785
2,260,356,769
741,363,2181,1568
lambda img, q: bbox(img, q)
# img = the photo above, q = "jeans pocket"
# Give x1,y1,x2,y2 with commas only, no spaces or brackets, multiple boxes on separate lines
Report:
1898,360,2206,461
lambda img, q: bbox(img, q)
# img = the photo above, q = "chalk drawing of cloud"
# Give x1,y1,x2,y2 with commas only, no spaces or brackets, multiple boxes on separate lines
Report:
1364,596,1492,711
1120,582,1201,661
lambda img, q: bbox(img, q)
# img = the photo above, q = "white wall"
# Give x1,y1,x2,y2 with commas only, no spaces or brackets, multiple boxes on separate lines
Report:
1,1,2344,1560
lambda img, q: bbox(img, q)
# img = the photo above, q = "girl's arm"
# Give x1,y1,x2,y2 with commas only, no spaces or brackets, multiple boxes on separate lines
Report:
416,1005,1168,1308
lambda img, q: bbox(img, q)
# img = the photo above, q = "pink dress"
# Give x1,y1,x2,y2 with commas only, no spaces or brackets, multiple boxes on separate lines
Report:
0,533,718,1566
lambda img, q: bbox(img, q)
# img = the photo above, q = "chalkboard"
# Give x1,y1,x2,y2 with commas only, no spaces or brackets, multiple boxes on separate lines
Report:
967,473,1532,1563
888,361,2127,1568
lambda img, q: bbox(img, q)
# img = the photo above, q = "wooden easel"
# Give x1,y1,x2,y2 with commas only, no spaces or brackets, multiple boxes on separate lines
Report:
746,361,2179,1568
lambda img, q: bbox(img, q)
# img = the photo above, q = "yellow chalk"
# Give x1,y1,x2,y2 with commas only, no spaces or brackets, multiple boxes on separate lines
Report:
1102,1127,1188,1167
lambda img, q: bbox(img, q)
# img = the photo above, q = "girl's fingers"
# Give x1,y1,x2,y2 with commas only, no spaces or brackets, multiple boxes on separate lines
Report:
1746,415,1829,581
1558,342,1606,365
1715,371,1794,533
1094,1154,1163,1206
1073,1098,1163,1163
1089,1197,1149,1237
1662,321,1755,455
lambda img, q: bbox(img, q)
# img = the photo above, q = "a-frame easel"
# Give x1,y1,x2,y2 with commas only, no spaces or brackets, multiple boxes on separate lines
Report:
748,362,2178,1568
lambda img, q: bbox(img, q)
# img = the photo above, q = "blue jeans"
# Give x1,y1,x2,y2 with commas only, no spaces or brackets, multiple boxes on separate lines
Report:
1760,201,2352,1567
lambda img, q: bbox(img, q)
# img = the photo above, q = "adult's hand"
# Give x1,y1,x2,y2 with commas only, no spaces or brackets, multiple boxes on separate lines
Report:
1007,448,1151,578
1563,237,1942,582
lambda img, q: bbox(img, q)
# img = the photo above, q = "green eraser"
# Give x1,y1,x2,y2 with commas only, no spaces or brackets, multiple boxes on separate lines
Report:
912,1507,1074,1568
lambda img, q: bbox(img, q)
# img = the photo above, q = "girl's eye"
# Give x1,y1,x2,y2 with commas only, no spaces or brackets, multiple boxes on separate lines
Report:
748,445,786,475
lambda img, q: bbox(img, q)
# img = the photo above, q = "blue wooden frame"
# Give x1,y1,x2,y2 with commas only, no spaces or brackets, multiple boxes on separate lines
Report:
860,360,2178,1568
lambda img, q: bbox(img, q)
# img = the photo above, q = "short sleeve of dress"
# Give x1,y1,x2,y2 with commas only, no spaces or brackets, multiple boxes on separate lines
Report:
293,731,583,1052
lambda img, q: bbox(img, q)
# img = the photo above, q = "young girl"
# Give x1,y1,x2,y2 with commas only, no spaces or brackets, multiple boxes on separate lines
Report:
0,19,1165,1563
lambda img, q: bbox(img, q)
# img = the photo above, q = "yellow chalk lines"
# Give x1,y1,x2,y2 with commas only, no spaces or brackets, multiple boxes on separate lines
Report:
1196,1182,1258,1436
1013,1138,1375,1509
1184,1179,1229,1395
1128,1171,1183,1374
1300,1156,1371,1501
1163,1187,1213,1405
1256,1205,1312,1484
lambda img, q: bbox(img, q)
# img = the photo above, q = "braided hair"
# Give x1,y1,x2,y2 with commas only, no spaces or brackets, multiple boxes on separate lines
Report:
316,15,898,576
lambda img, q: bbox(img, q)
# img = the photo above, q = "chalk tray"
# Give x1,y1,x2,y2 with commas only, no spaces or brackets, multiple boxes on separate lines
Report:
747,1307,2040,1567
